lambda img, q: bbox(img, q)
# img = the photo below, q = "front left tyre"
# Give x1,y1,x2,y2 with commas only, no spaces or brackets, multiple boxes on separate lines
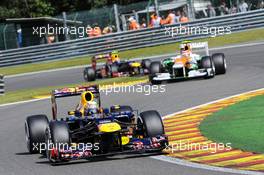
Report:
46,121,70,163
25,115,49,153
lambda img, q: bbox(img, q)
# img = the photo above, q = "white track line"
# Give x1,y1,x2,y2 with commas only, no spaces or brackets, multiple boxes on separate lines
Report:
151,156,264,175
6,41,264,78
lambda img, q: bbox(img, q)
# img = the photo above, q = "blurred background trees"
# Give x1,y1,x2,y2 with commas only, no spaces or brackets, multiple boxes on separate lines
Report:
0,0,145,19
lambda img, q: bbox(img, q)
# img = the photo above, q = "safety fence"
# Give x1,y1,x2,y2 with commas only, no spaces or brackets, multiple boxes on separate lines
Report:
0,75,4,95
0,9,263,67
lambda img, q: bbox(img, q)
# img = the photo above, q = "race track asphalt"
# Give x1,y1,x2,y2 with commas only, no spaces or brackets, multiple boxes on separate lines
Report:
1,43,264,175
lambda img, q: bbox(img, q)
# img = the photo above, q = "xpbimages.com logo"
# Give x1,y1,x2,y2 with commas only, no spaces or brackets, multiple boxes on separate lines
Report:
32,24,93,38
31,140,100,153
165,24,232,38
166,140,232,154
99,82,166,95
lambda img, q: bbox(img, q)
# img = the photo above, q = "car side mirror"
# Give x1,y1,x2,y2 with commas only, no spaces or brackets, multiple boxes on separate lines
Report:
68,111,75,115
68,111,82,117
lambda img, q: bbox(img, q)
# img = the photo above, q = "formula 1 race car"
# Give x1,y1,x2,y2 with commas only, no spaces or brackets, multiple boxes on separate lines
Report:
149,41,227,84
83,51,151,81
24,85,168,163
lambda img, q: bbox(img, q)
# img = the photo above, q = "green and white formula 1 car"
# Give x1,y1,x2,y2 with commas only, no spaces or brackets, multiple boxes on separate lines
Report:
149,41,227,84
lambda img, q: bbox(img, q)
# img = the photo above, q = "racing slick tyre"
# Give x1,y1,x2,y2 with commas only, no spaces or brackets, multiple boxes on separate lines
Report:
212,53,226,75
118,62,129,72
139,110,164,137
84,67,96,82
25,115,49,154
141,59,151,71
201,56,215,78
149,62,162,84
46,121,70,163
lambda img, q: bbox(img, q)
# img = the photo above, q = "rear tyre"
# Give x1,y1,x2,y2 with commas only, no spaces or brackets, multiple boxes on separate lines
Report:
84,67,96,81
141,59,151,70
25,115,49,154
201,56,215,78
106,64,119,77
118,62,129,72
212,53,226,75
139,110,164,137
149,62,162,84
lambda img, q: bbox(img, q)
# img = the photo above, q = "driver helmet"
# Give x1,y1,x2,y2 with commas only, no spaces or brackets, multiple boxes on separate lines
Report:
180,41,192,56
110,50,120,63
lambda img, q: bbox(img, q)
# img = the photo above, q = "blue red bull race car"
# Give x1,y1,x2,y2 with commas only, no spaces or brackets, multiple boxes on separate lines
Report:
24,85,168,164
83,51,151,81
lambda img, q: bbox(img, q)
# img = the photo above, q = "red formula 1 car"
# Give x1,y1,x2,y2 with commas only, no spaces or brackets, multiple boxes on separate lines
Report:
83,51,151,81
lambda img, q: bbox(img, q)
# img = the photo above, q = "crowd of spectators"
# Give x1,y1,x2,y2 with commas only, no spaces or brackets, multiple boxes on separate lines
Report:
84,0,264,37
85,24,116,38
207,0,264,18
128,10,190,31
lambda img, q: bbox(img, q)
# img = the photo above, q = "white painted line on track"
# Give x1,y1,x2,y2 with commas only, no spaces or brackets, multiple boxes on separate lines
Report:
0,98,49,107
151,156,264,175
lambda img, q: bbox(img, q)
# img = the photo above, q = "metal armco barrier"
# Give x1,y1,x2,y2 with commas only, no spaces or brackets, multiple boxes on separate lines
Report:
0,9,264,67
0,75,4,95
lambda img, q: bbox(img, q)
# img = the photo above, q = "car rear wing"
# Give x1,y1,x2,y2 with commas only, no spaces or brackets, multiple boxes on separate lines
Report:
52,85,99,99
180,42,209,56
91,54,111,69
51,85,100,120
92,54,110,61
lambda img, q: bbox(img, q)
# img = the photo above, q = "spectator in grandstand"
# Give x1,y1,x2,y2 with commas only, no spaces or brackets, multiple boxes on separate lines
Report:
102,25,113,35
207,4,216,17
258,0,264,9
93,23,102,37
17,28,22,47
179,12,189,23
128,16,140,30
150,12,161,27
47,34,55,44
160,15,166,25
238,0,248,12
140,18,147,28
219,1,229,15
229,5,238,14
165,10,176,25
175,10,181,23
86,25,93,37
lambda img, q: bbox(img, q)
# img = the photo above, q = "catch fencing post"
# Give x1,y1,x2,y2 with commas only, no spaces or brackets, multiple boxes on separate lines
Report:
114,4,121,32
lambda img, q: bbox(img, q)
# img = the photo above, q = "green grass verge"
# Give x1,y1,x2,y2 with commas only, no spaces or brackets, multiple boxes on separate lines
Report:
199,95,264,154
0,76,147,105
1,28,264,76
